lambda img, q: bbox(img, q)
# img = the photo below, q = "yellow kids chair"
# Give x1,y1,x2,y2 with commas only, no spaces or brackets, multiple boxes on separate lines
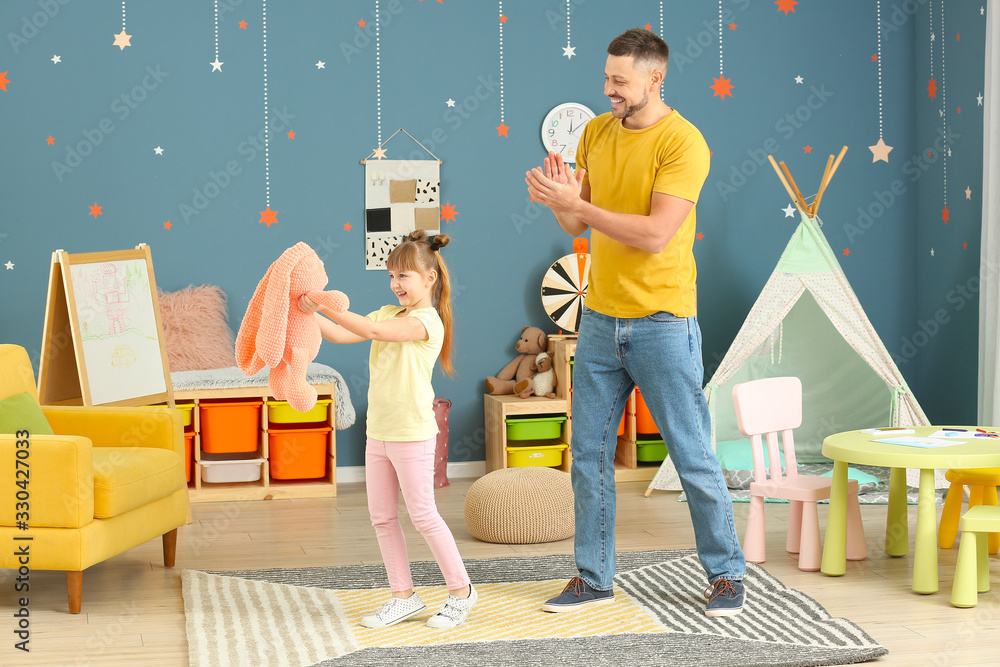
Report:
937,467,1000,554
732,376,867,571
0,344,188,613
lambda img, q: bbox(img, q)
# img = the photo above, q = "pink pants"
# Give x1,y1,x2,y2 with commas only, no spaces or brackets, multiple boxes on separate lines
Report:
365,436,470,592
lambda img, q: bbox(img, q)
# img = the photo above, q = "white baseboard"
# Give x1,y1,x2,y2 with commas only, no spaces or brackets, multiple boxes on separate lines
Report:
336,461,486,484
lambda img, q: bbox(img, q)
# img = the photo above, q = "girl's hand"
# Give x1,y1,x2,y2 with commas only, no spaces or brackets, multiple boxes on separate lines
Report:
298,294,320,313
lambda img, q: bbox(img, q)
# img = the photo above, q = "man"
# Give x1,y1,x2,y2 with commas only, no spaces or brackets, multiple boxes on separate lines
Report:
525,28,746,618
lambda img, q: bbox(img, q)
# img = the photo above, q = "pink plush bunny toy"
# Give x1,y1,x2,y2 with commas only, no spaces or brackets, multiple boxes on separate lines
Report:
236,242,349,411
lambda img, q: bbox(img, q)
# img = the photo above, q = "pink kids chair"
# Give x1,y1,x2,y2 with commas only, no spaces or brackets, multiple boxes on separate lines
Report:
732,376,867,571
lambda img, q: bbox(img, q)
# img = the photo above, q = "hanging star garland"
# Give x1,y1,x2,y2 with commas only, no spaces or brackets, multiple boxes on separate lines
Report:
711,0,733,99
869,1,893,163
562,0,575,58
113,1,132,50
211,0,223,71
497,2,508,136
938,0,949,221
259,0,276,226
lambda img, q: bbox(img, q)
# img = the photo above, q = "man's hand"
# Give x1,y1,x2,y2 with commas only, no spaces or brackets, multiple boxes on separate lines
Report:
526,151,586,215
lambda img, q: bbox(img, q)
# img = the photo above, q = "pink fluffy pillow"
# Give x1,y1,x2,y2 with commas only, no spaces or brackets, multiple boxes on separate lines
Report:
158,285,238,372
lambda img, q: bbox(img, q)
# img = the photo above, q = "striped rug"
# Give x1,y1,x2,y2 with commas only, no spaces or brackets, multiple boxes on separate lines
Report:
182,550,887,666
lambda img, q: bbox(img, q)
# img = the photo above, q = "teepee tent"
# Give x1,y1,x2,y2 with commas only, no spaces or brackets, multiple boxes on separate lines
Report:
647,148,932,494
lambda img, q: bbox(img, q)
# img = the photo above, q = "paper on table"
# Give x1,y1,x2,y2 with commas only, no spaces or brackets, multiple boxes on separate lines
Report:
874,436,968,448
929,429,1000,439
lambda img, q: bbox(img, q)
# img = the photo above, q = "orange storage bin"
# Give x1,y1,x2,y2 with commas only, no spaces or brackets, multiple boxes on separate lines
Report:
184,430,195,483
635,388,658,435
268,425,331,480
199,399,262,453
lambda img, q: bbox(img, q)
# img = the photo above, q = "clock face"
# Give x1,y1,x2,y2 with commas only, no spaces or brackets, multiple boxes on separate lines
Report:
541,102,595,163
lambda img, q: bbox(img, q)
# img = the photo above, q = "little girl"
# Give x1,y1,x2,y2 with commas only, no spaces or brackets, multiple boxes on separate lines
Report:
299,231,476,629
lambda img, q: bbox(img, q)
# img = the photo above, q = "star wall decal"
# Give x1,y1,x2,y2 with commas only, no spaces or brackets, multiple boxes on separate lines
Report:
775,0,798,15
499,15,507,23
979,92,984,106
0,72,9,91
710,76,734,99
154,146,163,155
794,75,803,84
287,130,295,139
729,23,737,30
315,61,325,69
783,204,796,217
843,248,850,256
440,202,458,223
695,232,705,240
942,207,949,222
259,206,278,227
371,146,387,159
211,58,223,72
239,20,248,29
496,122,510,137
869,138,893,163
344,222,352,231
89,202,103,218
930,248,934,256
164,220,172,230
966,186,972,199
446,99,455,107
804,146,812,153
113,30,132,50
51,55,61,64
47,136,54,145
563,45,576,59
358,20,366,28
4,261,13,270
927,78,937,98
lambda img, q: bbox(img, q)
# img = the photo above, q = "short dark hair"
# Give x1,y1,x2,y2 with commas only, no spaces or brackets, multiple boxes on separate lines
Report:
607,28,669,75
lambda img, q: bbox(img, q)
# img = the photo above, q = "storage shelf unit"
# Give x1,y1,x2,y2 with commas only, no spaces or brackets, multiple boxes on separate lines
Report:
171,382,337,502
484,335,658,482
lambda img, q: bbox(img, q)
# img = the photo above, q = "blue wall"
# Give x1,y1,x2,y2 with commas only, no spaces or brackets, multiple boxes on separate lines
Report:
0,0,987,465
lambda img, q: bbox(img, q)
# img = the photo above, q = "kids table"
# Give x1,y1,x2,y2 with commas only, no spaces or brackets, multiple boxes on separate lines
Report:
821,426,1000,594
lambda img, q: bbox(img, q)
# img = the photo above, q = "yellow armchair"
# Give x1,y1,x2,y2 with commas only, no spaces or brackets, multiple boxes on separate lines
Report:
0,344,188,613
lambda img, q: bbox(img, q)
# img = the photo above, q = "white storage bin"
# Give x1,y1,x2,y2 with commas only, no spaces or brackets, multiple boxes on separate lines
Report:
200,456,265,483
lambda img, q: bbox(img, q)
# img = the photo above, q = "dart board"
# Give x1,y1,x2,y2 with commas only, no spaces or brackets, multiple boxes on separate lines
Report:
540,239,590,333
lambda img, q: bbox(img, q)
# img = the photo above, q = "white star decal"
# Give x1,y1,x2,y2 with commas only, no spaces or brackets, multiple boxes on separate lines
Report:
446,98,455,107
315,60,325,69
563,45,576,59
154,146,164,155
869,138,893,163
210,58,223,72
979,92,984,106
930,248,935,256
794,75,803,84
372,146,387,160
113,30,132,50
966,186,972,199
51,55,61,64
931,32,935,42
4,261,13,270
782,204,797,217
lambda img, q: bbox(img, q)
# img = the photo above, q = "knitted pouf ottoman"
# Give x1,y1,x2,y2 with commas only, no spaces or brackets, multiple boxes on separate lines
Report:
464,467,574,544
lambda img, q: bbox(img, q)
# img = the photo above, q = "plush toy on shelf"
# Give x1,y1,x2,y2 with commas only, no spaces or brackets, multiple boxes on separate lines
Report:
485,326,549,399
531,351,558,399
236,242,349,412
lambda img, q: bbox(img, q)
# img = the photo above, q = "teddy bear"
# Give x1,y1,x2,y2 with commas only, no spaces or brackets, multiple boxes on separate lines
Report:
531,351,558,399
485,326,549,398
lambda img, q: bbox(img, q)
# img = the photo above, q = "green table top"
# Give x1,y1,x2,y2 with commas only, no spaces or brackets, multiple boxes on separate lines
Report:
822,426,1000,470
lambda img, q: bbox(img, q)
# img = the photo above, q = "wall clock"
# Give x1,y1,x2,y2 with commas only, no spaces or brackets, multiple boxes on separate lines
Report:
540,102,595,164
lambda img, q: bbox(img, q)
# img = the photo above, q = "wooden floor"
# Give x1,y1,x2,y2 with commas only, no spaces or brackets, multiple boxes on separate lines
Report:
3,477,998,666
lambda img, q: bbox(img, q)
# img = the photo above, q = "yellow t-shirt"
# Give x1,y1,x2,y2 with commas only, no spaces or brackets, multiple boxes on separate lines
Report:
366,305,444,442
577,109,710,318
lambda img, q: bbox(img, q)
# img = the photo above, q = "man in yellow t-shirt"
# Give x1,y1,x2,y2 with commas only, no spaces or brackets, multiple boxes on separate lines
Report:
526,28,746,618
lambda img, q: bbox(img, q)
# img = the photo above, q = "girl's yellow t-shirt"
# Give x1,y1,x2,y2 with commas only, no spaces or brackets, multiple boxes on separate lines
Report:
365,305,443,442
577,109,710,318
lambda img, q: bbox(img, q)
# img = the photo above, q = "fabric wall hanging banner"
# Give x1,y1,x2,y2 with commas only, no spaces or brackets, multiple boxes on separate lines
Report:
360,129,442,271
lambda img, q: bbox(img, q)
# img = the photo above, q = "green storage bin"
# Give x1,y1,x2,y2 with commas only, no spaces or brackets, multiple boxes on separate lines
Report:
636,439,667,463
505,414,567,441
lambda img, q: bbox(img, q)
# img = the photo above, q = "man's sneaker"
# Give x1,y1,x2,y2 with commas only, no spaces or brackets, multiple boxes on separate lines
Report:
360,593,426,628
704,579,744,617
426,583,478,629
541,576,615,613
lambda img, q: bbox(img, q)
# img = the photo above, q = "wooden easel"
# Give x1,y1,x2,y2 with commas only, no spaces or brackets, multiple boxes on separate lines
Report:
767,146,848,218
38,244,174,407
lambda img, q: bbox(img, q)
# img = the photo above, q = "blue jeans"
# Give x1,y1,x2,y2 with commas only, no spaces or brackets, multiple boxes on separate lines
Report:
571,305,746,589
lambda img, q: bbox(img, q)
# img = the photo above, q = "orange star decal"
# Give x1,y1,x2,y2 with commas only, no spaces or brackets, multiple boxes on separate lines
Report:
644,23,652,31
956,33,960,41
47,136,54,145
942,207,949,222
729,23,737,30
872,53,878,62
440,202,458,224
0,71,9,91
804,145,812,153
842,248,850,256
287,130,295,139
259,206,278,227
164,220,172,230
496,122,510,137
89,202,103,218
711,76,734,99
499,15,507,23
927,78,937,98
239,20,247,29
775,0,798,15
344,222,352,231
957,107,961,114
358,20,366,28
696,232,705,240
964,242,968,250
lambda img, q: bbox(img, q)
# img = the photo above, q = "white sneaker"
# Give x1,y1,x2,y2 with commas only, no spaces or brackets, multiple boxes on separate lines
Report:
360,593,426,628
426,584,478,629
